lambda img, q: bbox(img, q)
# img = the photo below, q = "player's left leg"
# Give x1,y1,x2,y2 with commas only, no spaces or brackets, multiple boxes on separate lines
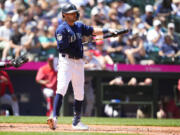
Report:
43,88,54,116
47,55,72,130
71,59,88,130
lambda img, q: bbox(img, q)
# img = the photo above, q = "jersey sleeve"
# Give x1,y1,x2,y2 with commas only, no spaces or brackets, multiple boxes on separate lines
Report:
36,67,45,81
2,71,15,94
55,27,69,50
81,23,94,36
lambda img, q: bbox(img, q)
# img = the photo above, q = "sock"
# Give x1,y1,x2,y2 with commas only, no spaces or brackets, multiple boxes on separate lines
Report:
73,99,83,126
46,97,52,116
53,94,63,118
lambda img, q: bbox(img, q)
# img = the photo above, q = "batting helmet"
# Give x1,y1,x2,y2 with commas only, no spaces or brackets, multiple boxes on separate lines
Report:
61,3,80,19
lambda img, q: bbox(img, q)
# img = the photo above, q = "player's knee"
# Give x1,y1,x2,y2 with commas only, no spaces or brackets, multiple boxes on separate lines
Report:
56,90,66,96
74,93,84,101
56,85,68,96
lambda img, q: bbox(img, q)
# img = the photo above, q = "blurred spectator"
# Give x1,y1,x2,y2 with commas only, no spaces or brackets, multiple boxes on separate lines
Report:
172,0,180,17
4,0,15,14
121,18,133,43
36,55,57,116
41,0,59,20
146,19,165,63
106,35,125,63
91,0,110,26
155,0,174,17
78,5,91,23
20,25,41,61
132,6,141,18
37,0,49,11
0,2,7,22
51,17,60,30
69,0,94,8
1,22,23,60
0,19,12,61
123,32,146,64
108,9,119,26
132,18,147,40
83,47,102,116
141,5,155,30
167,22,180,49
159,34,178,62
157,96,180,118
11,6,25,24
91,40,114,69
146,19,165,49
39,26,58,59
117,0,131,19
37,19,48,35
119,5,133,26
0,70,19,116
109,1,119,11
9,23,24,57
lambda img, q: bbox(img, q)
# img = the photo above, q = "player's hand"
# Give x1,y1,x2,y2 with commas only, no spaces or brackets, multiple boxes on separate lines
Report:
39,80,49,85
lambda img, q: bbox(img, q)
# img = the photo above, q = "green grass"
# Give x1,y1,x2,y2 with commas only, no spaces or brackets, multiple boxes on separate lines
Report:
0,132,139,135
0,116,180,126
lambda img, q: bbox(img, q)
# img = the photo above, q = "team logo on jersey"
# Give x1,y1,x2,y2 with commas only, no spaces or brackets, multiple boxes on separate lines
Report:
57,34,62,41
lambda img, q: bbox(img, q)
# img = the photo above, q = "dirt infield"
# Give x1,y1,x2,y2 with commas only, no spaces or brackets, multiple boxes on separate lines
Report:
0,123,180,135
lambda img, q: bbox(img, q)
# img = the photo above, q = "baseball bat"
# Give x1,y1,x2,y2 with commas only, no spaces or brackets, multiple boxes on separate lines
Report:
82,28,129,45
103,29,129,38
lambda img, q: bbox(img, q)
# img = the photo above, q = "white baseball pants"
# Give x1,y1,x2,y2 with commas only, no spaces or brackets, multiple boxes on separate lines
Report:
56,54,85,101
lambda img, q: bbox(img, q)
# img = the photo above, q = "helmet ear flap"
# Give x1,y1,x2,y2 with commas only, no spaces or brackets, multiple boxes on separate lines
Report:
62,13,65,18
76,12,80,20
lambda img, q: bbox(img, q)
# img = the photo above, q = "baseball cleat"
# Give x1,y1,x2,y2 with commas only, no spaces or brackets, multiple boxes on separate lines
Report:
47,117,57,130
72,122,89,130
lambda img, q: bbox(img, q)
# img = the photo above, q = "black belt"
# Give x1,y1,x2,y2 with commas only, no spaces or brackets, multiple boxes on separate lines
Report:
61,54,81,60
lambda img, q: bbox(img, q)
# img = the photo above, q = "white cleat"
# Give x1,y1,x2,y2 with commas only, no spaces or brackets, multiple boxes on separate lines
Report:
47,117,57,130
72,122,89,130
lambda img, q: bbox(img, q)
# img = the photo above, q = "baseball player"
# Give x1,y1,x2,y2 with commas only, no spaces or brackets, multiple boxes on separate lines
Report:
0,55,28,115
36,55,57,116
0,70,19,116
47,3,118,130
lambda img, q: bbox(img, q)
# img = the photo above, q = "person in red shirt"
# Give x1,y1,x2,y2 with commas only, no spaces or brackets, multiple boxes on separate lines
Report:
178,79,180,101
36,55,57,116
157,96,180,118
0,70,19,115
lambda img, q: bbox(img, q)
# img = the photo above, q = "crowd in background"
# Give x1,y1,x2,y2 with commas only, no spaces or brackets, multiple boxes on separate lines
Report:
0,0,180,65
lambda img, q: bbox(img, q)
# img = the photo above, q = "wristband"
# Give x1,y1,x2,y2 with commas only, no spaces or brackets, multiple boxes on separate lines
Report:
102,28,109,34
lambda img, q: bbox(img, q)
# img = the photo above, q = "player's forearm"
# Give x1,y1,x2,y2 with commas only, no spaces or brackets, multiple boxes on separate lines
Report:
36,79,48,85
